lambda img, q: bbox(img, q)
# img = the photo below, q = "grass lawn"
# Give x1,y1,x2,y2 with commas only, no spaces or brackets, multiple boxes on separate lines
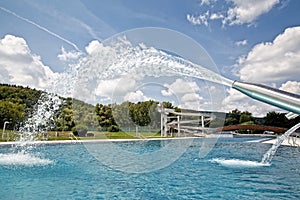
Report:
0,130,163,142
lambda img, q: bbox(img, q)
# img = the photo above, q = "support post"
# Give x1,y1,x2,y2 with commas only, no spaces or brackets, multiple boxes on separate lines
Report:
177,115,181,136
161,105,164,137
164,115,168,137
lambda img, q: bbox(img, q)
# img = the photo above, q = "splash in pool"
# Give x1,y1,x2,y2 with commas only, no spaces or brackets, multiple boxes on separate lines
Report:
210,158,271,168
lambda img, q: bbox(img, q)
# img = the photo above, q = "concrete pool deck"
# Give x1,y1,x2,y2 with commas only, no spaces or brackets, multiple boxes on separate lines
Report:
262,137,300,147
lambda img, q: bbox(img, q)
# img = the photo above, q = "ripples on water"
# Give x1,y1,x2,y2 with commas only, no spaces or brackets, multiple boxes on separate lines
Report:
0,138,300,199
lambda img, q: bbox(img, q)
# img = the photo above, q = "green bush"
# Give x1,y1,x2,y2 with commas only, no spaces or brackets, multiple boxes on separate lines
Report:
72,124,88,136
107,125,120,132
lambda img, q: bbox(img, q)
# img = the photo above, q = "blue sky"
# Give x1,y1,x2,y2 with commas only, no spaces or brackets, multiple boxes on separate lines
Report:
0,0,299,116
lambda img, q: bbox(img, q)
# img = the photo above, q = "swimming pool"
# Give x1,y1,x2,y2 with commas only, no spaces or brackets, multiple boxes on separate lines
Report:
0,137,299,199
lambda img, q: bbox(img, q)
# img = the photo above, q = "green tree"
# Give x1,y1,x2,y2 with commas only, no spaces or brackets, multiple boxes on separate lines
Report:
0,100,25,129
239,111,254,124
0,84,42,128
72,99,99,131
107,125,120,132
263,111,289,128
209,117,225,128
55,107,75,131
225,109,241,125
128,100,160,128
162,101,173,109
95,104,116,131
287,115,300,127
72,124,88,137
112,101,134,130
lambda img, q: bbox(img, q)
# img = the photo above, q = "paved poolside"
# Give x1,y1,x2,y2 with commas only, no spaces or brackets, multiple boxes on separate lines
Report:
262,137,300,147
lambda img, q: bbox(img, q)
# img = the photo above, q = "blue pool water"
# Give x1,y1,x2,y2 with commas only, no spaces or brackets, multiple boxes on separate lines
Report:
0,137,300,199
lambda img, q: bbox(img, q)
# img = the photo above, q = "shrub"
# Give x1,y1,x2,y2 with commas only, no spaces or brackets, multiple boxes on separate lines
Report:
107,125,120,132
72,124,88,137
86,132,95,137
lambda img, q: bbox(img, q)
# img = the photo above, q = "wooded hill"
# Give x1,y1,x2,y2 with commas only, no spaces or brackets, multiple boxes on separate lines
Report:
0,84,299,135
0,84,95,133
0,84,171,135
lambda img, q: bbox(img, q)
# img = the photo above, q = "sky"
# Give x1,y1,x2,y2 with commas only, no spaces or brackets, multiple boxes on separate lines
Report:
0,0,299,117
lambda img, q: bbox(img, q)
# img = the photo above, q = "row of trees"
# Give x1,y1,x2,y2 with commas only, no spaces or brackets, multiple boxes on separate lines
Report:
224,109,299,128
0,84,41,130
0,84,96,134
0,84,172,135
94,100,167,132
1,84,299,136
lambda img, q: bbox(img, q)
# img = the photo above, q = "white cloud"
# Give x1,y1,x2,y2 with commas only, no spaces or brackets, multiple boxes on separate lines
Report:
161,89,172,97
223,26,300,116
161,79,200,96
57,47,82,62
235,39,248,46
71,39,140,103
181,93,203,102
124,90,150,103
85,40,101,55
200,0,217,6
222,88,280,117
180,101,203,111
94,79,117,97
223,0,280,26
0,34,58,89
280,81,300,94
187,0,280,27
210,13,224,20
94,77,137,98
186,11,209,26
236,26,300,84
161,78,206,110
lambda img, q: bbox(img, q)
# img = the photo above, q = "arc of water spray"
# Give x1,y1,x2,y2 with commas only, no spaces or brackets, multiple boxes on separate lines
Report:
261,122,300,164
231,81,300,164
0,6,80,51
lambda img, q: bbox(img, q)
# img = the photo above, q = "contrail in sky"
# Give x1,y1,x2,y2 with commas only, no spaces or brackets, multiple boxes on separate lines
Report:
0,6,80,51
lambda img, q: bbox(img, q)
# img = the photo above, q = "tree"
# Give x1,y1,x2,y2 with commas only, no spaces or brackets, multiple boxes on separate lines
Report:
225,109,241,125
128,100,160,128
287,115,300,127
0,100,25,129
95,104,116,131
0,84,41,129
107,125,120,132
70,99,99,131
112,101,133,129
239,111,254,124
263,111,289,128
55,107,75,131
162,101,173,109
72,124,88,137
